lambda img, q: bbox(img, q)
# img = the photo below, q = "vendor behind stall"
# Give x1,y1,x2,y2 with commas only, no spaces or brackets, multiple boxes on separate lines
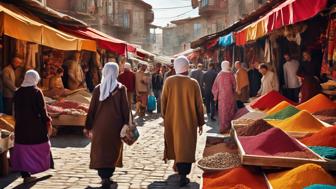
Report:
65,52,86,90
46,68,71,98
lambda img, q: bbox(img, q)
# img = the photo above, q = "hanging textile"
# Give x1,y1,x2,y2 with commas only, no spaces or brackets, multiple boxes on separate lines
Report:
235,30,247,46
246,21,267,42
219,33,234,47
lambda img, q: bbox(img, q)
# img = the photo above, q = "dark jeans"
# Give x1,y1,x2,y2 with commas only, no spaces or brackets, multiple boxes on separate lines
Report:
3,97,13,115
97,168,115,179
284,88,300,103
153,89,161,113
204,93,215,117
176,163,192,176
21,171,31,178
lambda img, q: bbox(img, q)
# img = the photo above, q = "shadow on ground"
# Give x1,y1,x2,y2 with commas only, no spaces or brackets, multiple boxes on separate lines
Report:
148,174,200,189
50,126,90,148
6,175,52,189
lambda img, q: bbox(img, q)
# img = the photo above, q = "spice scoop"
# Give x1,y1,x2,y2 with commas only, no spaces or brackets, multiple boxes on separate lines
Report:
197,152,241,172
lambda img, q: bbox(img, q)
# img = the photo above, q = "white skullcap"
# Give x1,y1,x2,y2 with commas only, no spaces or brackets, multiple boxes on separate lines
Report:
221,61,231,72
174,56,189,74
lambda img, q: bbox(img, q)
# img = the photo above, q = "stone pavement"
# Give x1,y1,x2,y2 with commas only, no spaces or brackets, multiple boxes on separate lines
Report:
0,113,216,189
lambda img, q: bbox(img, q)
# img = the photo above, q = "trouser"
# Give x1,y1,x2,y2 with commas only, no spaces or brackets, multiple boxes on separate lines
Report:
153,89,161,113
3,97,13,115
204,93,216,117
176,163,192,176
136,92,148,116
127,92,134,110
21,171,31,178
284,88,300,103
97,168,115,179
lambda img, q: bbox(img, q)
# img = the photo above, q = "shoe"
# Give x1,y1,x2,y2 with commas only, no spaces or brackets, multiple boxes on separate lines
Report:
179,177,190,187
101,178,113,189
23,176,37,184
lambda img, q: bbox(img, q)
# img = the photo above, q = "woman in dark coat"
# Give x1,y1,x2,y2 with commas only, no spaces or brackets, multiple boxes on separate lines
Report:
10,70,52,183
84,63,129,188
297,51,322,102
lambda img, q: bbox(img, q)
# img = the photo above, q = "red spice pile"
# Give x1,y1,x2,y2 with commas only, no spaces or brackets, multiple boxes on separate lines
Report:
300,126,336,148
250,91,295,111
238,128,305,156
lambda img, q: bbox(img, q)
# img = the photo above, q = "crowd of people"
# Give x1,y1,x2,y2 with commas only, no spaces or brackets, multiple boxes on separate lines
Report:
7,50,325,188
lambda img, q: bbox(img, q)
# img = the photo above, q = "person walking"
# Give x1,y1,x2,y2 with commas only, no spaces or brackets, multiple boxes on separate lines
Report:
283,53,301,102
212,61,237,134
152,63,163,113
3,57,22,115
135,63,150,117
203,63,218,121
161,56,204,187
190,64,204,95
258,63,279,96
235,61,250,103
248,60,262,98
84,63,129,189
118,63,135,110
11,70,53,183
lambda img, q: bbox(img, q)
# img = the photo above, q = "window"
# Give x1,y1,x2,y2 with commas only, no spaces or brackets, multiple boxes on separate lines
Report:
200,0,209,7
108,0,113,14
193,23,202,37
122,11,130,29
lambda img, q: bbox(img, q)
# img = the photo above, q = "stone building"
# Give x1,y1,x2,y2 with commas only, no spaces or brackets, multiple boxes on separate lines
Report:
45,0,154,50
162,0,267,56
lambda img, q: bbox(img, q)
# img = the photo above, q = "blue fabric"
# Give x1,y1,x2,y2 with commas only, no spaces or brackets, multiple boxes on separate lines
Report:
219,33,234,47
304,184,336,189
147,95,156,111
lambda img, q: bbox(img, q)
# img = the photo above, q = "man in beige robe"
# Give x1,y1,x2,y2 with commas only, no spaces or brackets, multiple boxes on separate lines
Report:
161,56,204,187
235,61,249,102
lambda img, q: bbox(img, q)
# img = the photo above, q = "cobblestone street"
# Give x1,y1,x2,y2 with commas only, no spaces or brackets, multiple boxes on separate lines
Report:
1,114,215,189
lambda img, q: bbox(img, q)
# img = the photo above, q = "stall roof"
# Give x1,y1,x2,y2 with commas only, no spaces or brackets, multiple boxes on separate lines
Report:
0,3,96,51
173,48,201,58
190,0,286,49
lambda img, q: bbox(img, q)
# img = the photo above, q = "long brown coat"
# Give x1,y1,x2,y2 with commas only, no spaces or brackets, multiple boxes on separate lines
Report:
161,76,205,163
85,84,129,169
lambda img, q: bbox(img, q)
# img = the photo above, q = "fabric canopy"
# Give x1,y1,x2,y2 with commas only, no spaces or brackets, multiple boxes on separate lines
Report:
0,3,96,51
235,0,328,45
219,33,234,47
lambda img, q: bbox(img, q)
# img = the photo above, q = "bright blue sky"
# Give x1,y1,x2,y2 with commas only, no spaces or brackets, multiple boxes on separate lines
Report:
143,0,199,27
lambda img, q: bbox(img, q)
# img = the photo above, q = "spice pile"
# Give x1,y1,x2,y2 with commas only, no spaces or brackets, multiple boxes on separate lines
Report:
203,138,238,157
203,167,268,189
267,164,336,189
308,146,336,159
265,106,300,120
267,110,325,133
297,94,336,113
47,100,89,116
305,184,336,189
300,126,336,147
235,119,273,136
232,118,256,125
198,152,241,169
250,91,295,111
266,101,291,115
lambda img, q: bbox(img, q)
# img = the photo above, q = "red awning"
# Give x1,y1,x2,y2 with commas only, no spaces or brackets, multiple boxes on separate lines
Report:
59,26,136,55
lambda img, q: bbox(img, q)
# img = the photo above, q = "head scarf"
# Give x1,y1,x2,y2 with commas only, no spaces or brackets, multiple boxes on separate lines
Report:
221,61,231,73
99,62,119,101
124,63,132,70
21,70,40,87
174,56,189,74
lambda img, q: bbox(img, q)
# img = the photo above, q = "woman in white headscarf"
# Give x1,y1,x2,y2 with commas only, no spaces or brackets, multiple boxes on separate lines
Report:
11,70,53,183
212,61,237,133
84,62,130,188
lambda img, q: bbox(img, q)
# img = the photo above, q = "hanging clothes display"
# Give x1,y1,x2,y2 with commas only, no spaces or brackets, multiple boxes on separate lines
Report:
25,43,39,70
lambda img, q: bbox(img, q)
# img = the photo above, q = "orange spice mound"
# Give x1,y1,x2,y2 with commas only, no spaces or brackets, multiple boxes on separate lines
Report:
267,110,325,133
300,126,336,147
250,91,295,111
297,94,336,113
203,167,268,189
266,101,291,115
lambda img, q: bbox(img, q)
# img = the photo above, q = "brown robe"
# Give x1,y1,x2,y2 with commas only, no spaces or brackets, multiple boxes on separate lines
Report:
85,84,129,169
161,76,205,163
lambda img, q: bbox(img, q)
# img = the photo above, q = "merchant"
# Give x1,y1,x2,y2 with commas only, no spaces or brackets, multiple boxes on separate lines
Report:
161,56,204,187
66,52,86,90
47,68,71,98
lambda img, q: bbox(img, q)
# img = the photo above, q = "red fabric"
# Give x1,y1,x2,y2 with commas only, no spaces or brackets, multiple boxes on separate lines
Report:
250,91,296,110
206,38,219,49
235,30,247,46
118,70,136,93
267,0,327,32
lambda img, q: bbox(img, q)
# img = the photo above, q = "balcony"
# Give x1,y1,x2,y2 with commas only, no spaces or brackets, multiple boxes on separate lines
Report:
146,10,154,23
199,0,227,16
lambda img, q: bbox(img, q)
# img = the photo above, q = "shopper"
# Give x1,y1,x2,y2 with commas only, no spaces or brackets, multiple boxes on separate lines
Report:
190,64,204,94
161,56,204,187
152,63,163,113
248,60,262,97
283,53,301,102
212,61,237,133
118,63,135,110
164,63,175,81
3,57,22,115
258,63,279,96
135,63,150,117
11,70,53,183
297,51,322,102
203,63,218,121
84,63,129,189
235,61,250,103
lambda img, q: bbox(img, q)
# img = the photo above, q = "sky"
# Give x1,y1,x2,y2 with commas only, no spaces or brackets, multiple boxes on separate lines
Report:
143,0,199,27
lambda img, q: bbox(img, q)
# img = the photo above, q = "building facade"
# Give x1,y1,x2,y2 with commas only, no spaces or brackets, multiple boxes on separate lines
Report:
45,0,154,51
162,0,267,56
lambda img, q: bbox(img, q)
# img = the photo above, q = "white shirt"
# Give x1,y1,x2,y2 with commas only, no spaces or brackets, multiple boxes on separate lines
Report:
259,71,279,96
283,59,300,89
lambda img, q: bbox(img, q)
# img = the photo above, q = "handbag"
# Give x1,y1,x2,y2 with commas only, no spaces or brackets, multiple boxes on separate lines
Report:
120,112,139,145
147,95,157,112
